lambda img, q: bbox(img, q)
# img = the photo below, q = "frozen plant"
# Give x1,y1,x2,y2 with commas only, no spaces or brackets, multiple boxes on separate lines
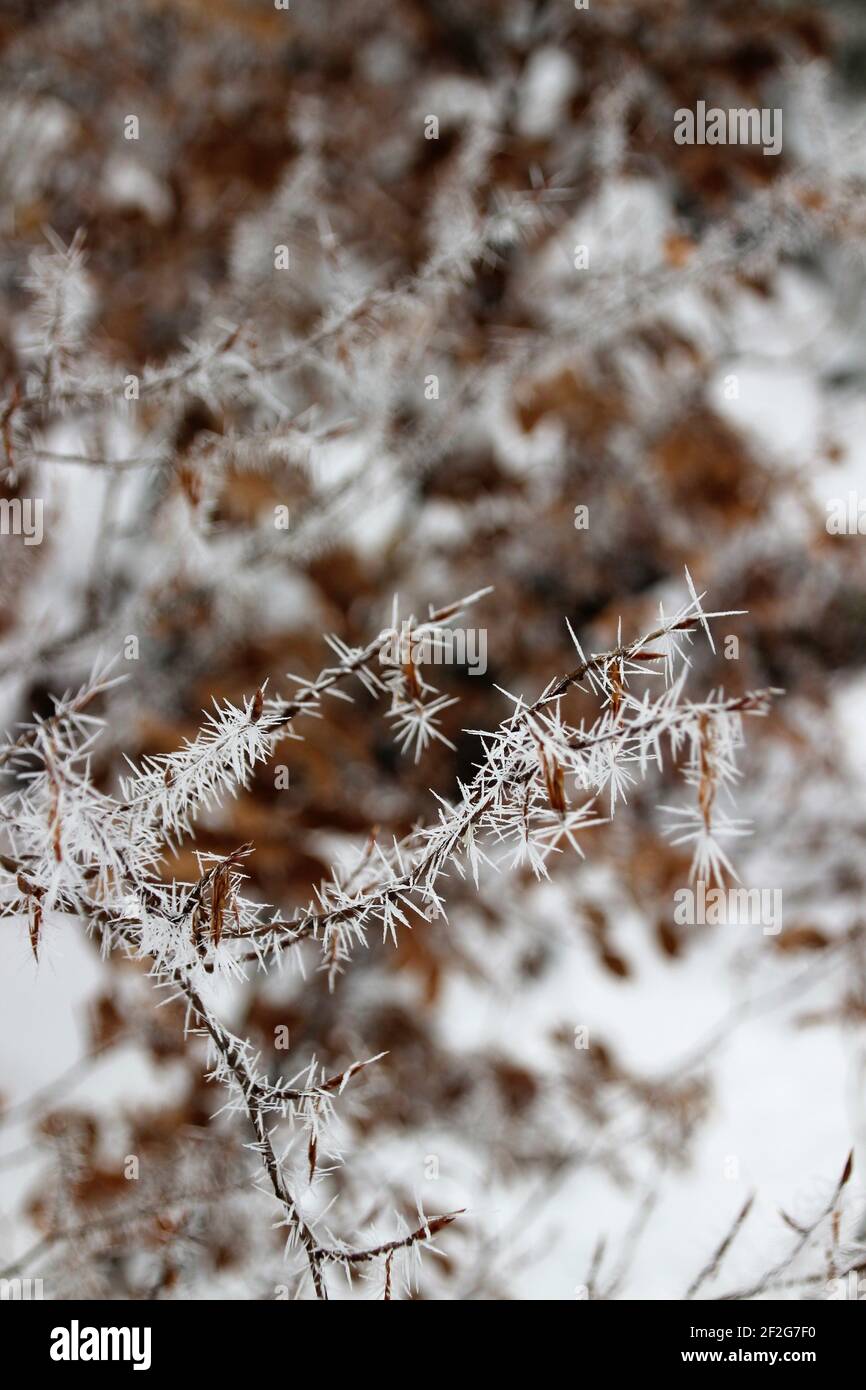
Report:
0,574,776,1298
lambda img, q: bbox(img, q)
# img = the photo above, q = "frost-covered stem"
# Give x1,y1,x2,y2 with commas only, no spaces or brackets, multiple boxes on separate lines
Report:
120,587,491,830
316,1210,463,1266
242,682,774,956
544,616,700,701
0,668,121,772
685,1193,754,1300
717,1152,854,1302
174,971,456,1296
170,973,329,1299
